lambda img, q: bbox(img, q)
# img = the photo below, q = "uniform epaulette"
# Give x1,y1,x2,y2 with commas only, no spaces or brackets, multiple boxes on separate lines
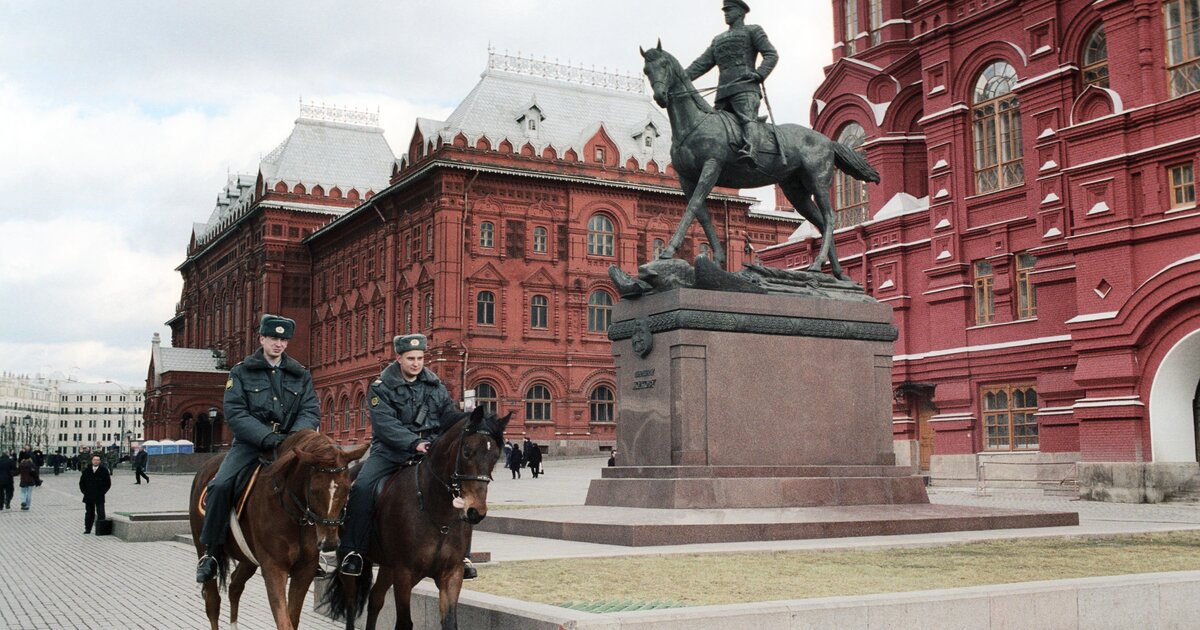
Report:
373,379,383,385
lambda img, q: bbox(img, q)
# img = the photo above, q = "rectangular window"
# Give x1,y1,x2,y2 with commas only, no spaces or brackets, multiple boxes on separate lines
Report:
869,0,883,45
974,260,995,325
1165,0,1200,97
844,0,858,55
594,146,606,164
1016,253,1038,320
982,384,1039,450
1169,162,1196,209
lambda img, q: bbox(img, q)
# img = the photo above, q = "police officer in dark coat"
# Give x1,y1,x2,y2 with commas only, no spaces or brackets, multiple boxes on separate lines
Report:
338,333,460,577
685,0,778,166
195,314,320,583
0,452,15,510
79,454,112,533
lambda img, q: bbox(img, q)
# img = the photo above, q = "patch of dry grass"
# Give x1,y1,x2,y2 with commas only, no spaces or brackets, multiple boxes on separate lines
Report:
467,531,1200,607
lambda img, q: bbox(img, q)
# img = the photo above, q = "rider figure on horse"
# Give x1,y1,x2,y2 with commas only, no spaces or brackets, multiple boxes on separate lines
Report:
196,314,321,583
338,333,471,578
685,0,778,167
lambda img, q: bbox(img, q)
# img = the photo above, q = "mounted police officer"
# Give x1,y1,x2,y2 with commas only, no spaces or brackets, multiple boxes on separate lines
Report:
685,0,778,166
338,333,464,578
195,314,320,583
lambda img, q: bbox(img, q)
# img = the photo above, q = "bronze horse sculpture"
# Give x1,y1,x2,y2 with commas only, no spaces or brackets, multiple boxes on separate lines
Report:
641,42,879,280
188,430,368,630
322,406,512,630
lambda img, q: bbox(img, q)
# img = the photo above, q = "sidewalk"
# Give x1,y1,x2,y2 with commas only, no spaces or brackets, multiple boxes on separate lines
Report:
3,459,1200,629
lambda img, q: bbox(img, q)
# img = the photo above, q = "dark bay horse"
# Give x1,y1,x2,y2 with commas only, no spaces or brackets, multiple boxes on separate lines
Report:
188,430,368,630
322,406,512,630
641,42,880,279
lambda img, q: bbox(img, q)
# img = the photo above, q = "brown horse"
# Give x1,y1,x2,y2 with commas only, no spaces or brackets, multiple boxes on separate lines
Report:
321,406,511,630
188,430,368,630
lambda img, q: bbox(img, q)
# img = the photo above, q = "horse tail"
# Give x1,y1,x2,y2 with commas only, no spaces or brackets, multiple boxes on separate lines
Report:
215,548,231,590
318,564,373,624
832,141,880,183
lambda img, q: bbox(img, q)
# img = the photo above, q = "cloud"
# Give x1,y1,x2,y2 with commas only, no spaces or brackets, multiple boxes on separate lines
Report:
0,0,834,387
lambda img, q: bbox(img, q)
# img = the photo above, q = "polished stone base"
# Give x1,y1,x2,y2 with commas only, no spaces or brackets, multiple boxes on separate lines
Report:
476,503,1080,547
586,465,929,509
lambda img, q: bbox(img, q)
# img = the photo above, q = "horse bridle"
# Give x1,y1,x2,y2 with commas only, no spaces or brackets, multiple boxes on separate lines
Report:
277,461,352,527
417,424,499,531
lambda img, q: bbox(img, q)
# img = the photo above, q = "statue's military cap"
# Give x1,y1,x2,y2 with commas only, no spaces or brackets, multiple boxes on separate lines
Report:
258,314,296,339
393,333,428,355
723,0,750,12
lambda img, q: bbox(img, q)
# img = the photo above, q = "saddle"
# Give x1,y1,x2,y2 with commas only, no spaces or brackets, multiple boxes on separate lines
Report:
715,111,778,156
196,461,264,519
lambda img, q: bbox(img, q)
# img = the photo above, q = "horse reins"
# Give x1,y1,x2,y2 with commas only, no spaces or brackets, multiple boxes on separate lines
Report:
275,461,353,527
415,424,498,535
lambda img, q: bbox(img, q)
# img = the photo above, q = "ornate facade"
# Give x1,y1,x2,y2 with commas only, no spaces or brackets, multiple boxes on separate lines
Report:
150,56,798,453
760,0,1200,495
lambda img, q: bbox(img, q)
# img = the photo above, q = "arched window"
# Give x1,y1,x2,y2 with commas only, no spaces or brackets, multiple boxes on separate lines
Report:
652,238,665,259
587,214,615,257
344,321,352,357
402,300,412,335
587,291,613,333
341,397,352,433
474,382,498,414
834,123,870,229
530,295,548,329
1082,25,1109,88
479,221,494,248
524,384,552,422
698,242,712,258
589,386,615,423
359,394,368,429
360,316,369,352
532,226,548,253
1165,0,1200,97
424,292,434,330
377,310,386,345
972,61,1023,194
328,323,337,359
476,291,495,325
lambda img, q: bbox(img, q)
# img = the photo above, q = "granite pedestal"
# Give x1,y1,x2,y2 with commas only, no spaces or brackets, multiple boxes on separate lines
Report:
481,288,1076,544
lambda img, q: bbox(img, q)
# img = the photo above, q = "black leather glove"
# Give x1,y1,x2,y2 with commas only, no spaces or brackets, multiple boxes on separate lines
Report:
261,433,285,450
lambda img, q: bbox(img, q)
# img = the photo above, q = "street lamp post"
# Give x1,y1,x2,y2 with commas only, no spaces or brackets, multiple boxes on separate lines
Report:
22,415,31,453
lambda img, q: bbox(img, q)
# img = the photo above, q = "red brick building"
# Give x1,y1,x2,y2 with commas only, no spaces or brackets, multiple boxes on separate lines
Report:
148,55,798,454
759,0,1200,499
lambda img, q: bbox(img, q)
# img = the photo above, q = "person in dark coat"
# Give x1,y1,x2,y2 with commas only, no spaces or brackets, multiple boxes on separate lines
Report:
507,442,523,479
525,442,543,478
18,456,39,510
195,314,320,583
79,454,112,533
131,442,149,484
338,333,460,577
0,452,15,509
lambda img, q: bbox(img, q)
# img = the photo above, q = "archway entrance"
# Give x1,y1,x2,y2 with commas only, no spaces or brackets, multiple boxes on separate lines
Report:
1149,328,1200,462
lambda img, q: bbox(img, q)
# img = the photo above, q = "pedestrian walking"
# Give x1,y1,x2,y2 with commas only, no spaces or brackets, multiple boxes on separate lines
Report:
18,456,40,510
0,451,15,509
507,442,523,479
131,442,150,484
79,454,112,534
526,442,543,478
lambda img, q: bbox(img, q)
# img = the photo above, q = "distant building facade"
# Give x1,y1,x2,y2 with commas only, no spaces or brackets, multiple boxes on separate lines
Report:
0,372,143,456
150,54,798,453
759,0,1200,496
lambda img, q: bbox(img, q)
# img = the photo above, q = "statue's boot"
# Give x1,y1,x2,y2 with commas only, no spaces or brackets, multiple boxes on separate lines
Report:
736,122,756,166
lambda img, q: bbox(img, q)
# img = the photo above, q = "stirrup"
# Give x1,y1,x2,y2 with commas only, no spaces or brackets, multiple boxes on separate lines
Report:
340,552,364,577
462,557,478,581
196,554,218,583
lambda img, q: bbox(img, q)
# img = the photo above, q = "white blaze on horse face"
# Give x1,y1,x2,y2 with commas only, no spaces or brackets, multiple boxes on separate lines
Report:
327,479,337,518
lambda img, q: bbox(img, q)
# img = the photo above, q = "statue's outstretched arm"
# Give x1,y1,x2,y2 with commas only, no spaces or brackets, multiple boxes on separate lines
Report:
685,45,717,81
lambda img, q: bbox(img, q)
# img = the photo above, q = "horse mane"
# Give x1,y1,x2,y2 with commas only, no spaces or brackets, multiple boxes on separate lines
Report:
644,46,715,115
427,410,507,461
264,429,340,479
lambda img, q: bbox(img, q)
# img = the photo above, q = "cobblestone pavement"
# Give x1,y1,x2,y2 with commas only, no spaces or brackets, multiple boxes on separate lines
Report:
0,468,343,630
7,459,1200,628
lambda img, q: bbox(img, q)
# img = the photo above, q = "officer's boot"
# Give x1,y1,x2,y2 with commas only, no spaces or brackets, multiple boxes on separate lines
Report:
736,121,756,166
340,550,364,577
196,546,220,583
463,557,478,580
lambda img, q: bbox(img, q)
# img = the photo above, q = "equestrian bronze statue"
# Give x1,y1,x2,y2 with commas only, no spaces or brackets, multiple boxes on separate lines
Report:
641,41,879,280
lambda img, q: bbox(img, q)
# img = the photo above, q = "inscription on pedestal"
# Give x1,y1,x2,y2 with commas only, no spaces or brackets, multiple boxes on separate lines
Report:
632,368,656,390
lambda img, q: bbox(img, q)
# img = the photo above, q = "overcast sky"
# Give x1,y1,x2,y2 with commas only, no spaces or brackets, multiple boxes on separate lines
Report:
0,0,835,386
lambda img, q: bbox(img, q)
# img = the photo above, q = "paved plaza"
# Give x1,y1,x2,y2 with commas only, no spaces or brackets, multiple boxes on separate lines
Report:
4,458,1200,629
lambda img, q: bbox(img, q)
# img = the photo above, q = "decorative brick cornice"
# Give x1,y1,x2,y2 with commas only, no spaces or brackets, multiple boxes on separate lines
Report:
608,309,898,343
